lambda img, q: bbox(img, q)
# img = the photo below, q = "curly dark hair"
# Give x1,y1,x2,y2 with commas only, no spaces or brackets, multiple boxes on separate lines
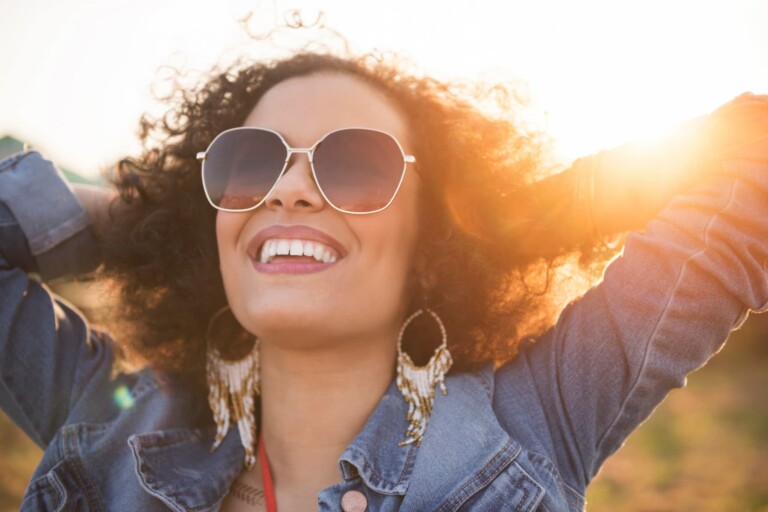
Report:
99,48,615,389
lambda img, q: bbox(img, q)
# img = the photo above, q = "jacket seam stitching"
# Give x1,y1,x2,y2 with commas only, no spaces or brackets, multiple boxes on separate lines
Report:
345,445,412,492
128,438,185,512
63,425,106,511
525,449,586,508
0,150,32,172
397,442,416,485
562,481,586,510
27,210,89,256
19,464,69,511
511,461,545,512
129,437,225,511
48,470,68,512
594,179,736,462
436,440,519,512
132,430,206,450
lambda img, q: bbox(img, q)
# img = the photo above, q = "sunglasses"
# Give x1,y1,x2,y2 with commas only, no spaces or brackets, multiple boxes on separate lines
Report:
196,127,416,214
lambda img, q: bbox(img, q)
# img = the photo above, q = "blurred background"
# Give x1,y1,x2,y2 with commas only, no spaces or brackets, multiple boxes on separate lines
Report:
1,0,767,510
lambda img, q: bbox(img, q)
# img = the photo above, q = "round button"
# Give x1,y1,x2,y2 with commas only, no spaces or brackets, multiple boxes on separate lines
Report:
340,490,368,512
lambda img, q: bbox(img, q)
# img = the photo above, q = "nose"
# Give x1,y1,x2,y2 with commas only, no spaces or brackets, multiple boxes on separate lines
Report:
264,151,325,212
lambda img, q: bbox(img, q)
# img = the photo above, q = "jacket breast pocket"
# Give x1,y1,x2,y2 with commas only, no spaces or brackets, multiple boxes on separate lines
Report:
21,461,71,512
20,456,103,512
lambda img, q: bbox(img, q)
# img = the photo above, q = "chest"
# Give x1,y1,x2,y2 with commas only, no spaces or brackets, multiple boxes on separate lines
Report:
220,477,267,512
219,467,322,512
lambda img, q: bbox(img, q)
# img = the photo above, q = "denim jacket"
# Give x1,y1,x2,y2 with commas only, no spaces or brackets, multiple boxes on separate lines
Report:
0,145,766,511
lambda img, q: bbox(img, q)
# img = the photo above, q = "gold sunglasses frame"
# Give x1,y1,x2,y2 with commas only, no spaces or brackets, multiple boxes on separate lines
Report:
196,126,416,215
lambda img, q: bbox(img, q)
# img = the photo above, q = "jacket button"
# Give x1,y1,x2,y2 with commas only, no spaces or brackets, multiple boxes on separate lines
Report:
340,490,367,512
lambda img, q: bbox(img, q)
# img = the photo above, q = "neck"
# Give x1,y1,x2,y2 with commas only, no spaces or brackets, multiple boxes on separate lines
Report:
258,333,397,495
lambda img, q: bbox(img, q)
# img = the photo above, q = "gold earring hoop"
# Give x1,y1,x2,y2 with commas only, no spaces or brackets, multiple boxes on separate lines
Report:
205,305,260,470
396,308,453,447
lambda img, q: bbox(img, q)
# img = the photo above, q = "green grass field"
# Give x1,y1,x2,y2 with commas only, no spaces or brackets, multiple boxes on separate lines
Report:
1,315,766,511
585,315,768,511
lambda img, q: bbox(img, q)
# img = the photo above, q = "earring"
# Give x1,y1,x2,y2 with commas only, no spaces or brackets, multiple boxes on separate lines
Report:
205,306,260,470
396,308,453,447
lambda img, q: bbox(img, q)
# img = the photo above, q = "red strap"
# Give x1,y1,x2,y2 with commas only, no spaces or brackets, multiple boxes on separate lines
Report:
259,433,278,512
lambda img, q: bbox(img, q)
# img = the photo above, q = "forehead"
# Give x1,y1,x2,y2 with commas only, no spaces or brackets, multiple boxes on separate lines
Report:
242,72,410,148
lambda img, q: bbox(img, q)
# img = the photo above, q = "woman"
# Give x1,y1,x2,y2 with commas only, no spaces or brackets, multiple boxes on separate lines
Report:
0,49,766,511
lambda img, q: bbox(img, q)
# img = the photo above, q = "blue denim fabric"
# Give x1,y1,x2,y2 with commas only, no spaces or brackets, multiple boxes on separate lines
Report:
0,146,766,512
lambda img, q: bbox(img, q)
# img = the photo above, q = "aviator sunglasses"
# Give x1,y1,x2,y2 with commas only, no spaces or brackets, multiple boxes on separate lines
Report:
197,127,416,214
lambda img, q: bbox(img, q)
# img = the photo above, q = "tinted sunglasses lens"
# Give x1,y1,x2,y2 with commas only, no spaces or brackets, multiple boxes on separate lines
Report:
313,129,405,213
203,130,286,210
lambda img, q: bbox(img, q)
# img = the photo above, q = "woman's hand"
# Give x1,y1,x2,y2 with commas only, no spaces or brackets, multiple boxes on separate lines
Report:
72,183,117,242
579,92,768,237
506,93,768,259
702,92,768,163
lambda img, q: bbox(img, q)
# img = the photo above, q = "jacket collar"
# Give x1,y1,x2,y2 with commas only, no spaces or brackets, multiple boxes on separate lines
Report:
398,363,523,509
336,375,418,494
129,364,520,511
128,426,243,512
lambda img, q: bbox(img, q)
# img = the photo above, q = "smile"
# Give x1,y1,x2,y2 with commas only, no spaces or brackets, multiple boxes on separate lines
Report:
247,224,346,274
257,238,340,264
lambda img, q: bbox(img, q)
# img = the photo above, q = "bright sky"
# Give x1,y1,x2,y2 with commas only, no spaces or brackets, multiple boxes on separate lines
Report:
1,0,766,177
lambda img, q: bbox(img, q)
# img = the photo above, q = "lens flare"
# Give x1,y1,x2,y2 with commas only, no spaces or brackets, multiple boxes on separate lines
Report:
113,385,135,410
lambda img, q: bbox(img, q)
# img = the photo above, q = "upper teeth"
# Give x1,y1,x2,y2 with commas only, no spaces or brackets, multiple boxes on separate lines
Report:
258,239,339,264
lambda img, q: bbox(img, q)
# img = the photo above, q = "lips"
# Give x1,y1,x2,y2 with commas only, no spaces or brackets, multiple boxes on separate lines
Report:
247,225,347,265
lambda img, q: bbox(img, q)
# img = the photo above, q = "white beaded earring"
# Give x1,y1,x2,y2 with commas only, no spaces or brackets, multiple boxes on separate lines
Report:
396,308,453,446
205,306,260,470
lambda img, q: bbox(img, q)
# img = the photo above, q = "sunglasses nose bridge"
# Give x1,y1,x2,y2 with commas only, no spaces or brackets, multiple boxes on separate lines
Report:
281,147,318,185
285,147,314,163
264,146,326,212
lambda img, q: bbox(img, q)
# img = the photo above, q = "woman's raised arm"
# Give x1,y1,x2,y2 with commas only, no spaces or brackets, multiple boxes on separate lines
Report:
507,93,768,258
71,183,116,248
0,151,115,448
491,94,768,497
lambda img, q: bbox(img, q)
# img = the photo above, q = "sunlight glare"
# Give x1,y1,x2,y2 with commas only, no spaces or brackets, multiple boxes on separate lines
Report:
0,0,765,176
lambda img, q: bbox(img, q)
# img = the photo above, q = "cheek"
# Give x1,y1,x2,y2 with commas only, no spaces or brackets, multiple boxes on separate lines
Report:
215,212,245,279
216,210,246,245
355,196,420,293
215,213,229,258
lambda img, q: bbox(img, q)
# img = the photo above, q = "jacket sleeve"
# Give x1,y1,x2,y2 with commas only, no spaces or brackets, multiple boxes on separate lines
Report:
492,145,768,492
0,151,112,448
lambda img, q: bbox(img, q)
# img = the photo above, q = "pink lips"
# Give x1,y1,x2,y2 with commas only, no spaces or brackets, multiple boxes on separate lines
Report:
247,225,346,274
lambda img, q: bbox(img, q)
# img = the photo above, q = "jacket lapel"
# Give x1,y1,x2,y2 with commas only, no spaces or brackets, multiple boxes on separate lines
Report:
128,422,244,511
337,377,418,495
400,364,538,510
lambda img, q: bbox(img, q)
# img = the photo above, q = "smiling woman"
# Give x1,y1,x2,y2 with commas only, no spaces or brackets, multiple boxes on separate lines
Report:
99,52,566,386
0,39,767,512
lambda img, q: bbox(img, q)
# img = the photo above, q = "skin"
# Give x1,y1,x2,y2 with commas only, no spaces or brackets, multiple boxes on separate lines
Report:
215,72,421,511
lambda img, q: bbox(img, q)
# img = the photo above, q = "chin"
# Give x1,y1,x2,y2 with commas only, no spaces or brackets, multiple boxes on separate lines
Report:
235,302,335,346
